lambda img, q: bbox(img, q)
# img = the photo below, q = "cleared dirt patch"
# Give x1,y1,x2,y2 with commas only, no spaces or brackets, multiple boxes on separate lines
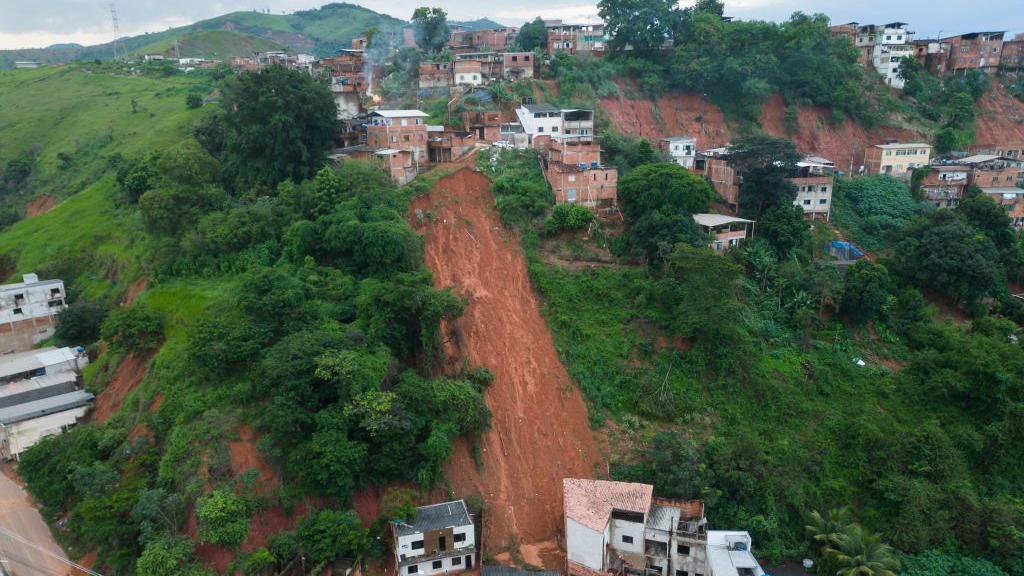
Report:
229,425,278,492
92,349,157,424
410,168,603,564
121,276,148,307
25,194,58,217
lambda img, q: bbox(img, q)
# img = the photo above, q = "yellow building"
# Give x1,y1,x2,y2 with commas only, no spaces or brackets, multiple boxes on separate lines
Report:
865,143,932,177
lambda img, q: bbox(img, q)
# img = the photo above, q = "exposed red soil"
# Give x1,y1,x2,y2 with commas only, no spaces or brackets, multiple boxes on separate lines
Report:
73,549,98,575
974,82,1024,147
229,426,279,493
91,349,157,424
121,276,148,307
409,168,603,563
149,391,164,413
25,194,57,217
601,91,926,173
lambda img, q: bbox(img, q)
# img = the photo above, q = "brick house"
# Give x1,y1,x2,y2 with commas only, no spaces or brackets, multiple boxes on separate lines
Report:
454,60,483,86
941,31,1005,73
913,39,950,74
448,28,517,52
969,142,1024,161
546,22,608,56
543,136,617,209
463,111,501,142
455,52,503,79
366,110,430,165
955,154,1024,188
693,214,756,252
694,147,740,212
921,165,970,208
982,188,1024,228
1001,34,1024,70
428,126,477,163
502,52,535,80
418,61,453,89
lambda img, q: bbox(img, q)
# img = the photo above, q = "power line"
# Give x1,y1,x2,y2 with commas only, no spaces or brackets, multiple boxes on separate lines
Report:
0,525,104,576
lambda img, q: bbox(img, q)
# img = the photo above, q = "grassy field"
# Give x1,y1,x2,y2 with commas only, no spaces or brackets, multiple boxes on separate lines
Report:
133,30,283,59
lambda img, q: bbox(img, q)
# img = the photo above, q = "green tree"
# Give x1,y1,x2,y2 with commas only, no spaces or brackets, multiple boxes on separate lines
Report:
729,135,802,218
840,260,891,325
54,300,107,345
805,507,853,552
185,93,203,109
758,203,810,257
516,18,549,52
196,66,337,191
137,536,196,576
196,489,249,547
411,7,451,53
825,524,900,576
297,509,371,563
100,305,163,353
598,0,680,53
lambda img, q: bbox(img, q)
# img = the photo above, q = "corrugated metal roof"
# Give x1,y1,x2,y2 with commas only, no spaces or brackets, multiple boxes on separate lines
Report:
0,390,93,425
396,500,472,536
0,372,77,408
522,103,561,114
0,347,66,380
646,505,680,532
371,110,429,118
563,478,653,533
693,213,754,227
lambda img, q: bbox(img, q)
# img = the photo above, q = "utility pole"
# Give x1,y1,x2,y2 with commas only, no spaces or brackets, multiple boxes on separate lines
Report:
109,3,122,60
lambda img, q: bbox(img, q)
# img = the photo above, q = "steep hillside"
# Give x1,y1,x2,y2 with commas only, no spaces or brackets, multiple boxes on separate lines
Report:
601,92,925,173
975,82,1024,146
0,3,407,69
0,66,206,296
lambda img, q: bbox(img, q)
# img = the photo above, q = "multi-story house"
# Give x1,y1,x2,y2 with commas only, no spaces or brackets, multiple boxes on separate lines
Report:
955,154,1024,188
464,111,502,142
659,137,697,169
1,274,67,354
913,39,950,74
694,147,740,212
502,52,535,80
693,214,755,252
514,103,594,146
366,110,430,166
316,49,372,120
942,32,1005,73
982,188,1024,228
790,156,834,221
454,60,483,86
852,23,913,71
921,165,970,208
393,500,476,576
1002,34,1024,70
564,479,766,576
448,27,518,52
543,136,618,209
419,61,453,89
547,21,608,56
864,142,932,177
969,141,1024,161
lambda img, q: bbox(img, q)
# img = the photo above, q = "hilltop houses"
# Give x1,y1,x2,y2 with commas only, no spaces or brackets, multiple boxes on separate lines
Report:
790,156,835,221
864,142,932,177
660,137,697,169
563,478,766,576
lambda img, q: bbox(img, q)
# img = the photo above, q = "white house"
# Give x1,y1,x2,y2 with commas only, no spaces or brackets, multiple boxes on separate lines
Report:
856,23,914,89
394,500,476,576
0,273,66,353
660,137,697,169
564,479,709,576
706,532,766,576
0,347,87,386
790,156,835,221
514,104,594,146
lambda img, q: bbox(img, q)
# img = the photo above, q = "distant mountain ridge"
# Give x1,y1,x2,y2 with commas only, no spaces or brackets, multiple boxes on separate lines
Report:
0,3,408,69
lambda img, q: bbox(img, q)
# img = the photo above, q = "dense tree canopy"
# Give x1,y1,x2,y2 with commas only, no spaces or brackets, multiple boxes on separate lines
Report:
598,0,678,53
516,17,549,52
411,7,451,53
195,65,337,191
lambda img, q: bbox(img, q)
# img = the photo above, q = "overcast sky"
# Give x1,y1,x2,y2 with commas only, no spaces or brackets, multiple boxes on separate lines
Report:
1,0,1022,50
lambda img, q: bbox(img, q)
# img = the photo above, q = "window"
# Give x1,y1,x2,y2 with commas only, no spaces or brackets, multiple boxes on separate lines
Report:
408,566,419,574
677,544,690,555
433,561,443,570
454,533,466,543
819,198,828,204
552,126,558,132
401,119,408,127
13,308,22,315
621,535,634,544
452,557,462,565
568,175,576,182
568,189,577,202
13,293,23,301
404,135,411,142
525,55,530,61
537,127,544,132
803,199,812,205
412,540,424,550
511,55,518,62
676,571,689,576
820,186,829,192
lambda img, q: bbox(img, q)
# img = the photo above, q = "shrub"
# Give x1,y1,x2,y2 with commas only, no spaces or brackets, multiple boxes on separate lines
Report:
544,203,595,235
196,489,250,547
186,93,203,109
100,305,163,353
297,509,371,563
55,300,108,346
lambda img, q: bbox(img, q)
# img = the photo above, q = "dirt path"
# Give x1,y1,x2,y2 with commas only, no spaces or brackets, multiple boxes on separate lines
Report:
0,466,75,576
410,168,603,567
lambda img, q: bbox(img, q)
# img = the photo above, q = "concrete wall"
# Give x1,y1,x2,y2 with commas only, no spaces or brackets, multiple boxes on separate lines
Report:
399,554,473,576
0,279,64,324
0,316,57,355
609,517,646,558
566,517,605,570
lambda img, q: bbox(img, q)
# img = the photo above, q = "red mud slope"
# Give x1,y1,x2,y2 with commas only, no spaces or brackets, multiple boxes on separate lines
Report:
410,168,603,564
601,92,925,172
975,83,1024,146
92,350,156,424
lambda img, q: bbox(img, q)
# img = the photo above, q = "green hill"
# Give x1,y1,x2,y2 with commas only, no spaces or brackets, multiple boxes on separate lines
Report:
0,65,207,297
0,3,407,69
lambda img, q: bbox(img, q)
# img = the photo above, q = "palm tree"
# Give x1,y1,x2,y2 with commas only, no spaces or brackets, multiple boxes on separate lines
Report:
825,524,900,576
805,506,853,552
